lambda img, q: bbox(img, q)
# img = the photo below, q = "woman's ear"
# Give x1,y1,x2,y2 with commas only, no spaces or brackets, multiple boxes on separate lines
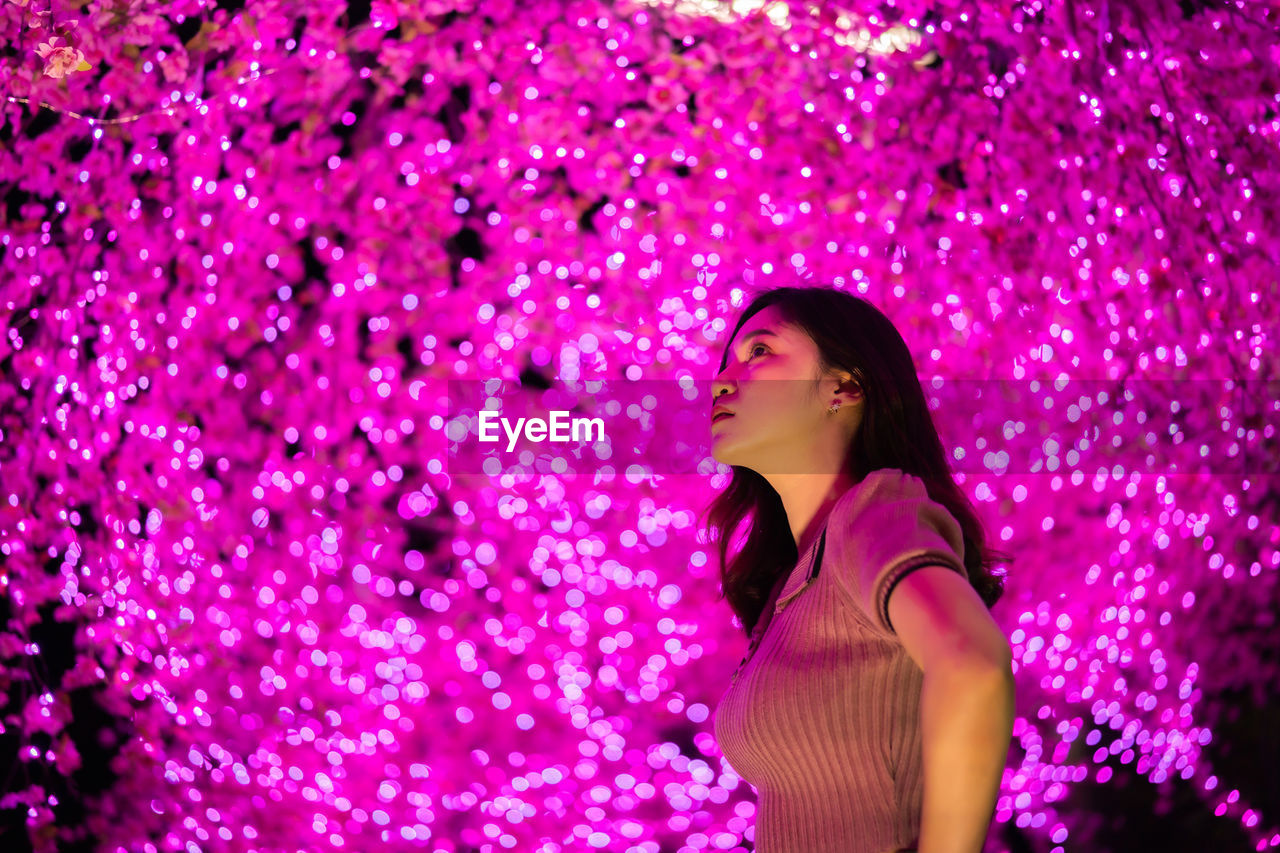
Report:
836,372,863,403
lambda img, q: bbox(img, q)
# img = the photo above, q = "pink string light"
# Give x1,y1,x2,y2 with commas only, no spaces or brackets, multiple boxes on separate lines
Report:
1,0,1276,851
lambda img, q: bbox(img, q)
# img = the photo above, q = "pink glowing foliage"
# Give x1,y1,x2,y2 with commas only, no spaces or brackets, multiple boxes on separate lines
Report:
1,0,1278,851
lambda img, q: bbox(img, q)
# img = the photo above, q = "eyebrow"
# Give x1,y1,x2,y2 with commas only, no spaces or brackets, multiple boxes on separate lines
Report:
736,327,778,346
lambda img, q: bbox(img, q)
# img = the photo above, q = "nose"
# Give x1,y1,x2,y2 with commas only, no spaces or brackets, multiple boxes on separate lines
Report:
712,369,736,403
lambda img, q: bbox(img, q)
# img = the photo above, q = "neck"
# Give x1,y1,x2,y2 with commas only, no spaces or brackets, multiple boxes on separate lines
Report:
766,467,860,557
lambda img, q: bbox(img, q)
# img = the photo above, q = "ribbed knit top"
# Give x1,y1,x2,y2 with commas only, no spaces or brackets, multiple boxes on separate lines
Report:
712,468,970,853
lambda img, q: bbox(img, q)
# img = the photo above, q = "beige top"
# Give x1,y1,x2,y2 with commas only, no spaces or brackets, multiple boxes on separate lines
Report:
712,468,969,853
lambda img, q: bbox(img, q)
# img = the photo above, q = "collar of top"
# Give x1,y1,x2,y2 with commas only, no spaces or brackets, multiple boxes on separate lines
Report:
773,473,877,611
775,520,828,611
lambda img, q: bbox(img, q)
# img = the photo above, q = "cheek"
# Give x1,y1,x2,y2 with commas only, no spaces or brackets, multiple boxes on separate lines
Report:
737,375,817,422
744,389,814,432
766,379,817,410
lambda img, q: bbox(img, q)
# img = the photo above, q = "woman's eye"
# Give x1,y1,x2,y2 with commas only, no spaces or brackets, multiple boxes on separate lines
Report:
749,344,768,359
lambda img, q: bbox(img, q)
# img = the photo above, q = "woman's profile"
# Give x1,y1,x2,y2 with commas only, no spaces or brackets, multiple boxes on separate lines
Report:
703,285,1016,853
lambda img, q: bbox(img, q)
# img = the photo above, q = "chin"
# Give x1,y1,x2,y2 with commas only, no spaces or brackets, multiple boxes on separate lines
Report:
710,440,752,470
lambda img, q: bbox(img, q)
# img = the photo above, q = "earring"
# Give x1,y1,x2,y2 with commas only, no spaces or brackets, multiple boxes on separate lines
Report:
828,401,841,414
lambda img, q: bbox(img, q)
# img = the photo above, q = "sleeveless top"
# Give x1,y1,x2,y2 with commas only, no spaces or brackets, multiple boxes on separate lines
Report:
712,468,970,853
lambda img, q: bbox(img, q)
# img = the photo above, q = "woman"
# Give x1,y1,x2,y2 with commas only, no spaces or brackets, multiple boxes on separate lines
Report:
705,285,1016,853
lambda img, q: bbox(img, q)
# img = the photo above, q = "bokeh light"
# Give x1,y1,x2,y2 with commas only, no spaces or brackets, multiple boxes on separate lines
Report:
2,0,1277,851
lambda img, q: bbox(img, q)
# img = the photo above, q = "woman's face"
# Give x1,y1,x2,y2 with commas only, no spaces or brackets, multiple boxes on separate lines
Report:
710,304,836,474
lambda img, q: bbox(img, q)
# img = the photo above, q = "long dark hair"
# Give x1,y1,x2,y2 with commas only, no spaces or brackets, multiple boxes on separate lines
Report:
700,285,1012,637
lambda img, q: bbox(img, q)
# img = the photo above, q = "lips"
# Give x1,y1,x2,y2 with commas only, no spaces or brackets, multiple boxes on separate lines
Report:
711,411,735,424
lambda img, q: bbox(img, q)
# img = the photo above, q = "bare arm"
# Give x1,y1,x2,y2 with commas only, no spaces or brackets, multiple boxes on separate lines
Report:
886,565,1016,853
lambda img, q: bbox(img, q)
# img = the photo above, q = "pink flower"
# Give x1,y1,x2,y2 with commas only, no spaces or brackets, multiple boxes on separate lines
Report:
6,0,32,7
35,36,86,78
159,46,189,84
21,5,49,27
371,0,399,30
22,691,67,736
647,75,690,113
92,0,157,43
54,735,83,775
